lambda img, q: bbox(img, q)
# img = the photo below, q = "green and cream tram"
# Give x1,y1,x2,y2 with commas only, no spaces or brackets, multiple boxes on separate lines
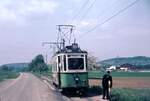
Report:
52,43,88,92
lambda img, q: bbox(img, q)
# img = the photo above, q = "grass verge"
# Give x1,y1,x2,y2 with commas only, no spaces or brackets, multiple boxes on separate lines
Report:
0,70,20,82
111,88,150,101
32,70,52,79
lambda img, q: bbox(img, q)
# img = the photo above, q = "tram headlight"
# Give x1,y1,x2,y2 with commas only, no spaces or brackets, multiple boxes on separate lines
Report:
75,78,79,81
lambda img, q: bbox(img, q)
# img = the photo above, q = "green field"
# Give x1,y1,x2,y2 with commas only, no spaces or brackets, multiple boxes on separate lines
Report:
88,70,150,78
37,70,150,79
0,70,20,82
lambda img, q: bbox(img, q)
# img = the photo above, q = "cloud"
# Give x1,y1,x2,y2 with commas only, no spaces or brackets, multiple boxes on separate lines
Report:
20,0,58,15
0,7,17,21
81,21,89,26
0,0,58,22
72,19,98,30
70,0,83,3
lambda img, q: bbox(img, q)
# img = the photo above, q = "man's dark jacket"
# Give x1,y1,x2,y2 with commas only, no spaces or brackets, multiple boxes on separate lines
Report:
102,74,112,88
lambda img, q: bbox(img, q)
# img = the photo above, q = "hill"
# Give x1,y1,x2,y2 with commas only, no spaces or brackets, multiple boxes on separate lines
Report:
4,63,29,68
99,56,150,68
0,63,29,71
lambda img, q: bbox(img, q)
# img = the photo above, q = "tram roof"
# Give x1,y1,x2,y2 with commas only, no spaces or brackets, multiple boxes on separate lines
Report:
56,51,87,54
52,51,87,57
53,43,88,56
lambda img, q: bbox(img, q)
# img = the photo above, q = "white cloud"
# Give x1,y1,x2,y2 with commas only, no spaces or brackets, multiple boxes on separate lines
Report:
72,19,98,30
0,0,58,22
0,8,17,21
20,0,58,15
81,21,89,26
71,0,82,3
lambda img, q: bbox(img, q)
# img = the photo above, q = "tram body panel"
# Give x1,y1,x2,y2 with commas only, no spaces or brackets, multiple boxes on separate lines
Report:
60,72,88,88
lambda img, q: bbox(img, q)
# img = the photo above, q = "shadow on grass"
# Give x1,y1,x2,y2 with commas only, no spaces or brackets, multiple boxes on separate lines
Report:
61,86,102,98
88,86,102,97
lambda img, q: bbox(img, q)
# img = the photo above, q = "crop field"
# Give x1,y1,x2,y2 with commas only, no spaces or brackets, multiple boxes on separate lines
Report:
89,77,150,88
88,70,150,88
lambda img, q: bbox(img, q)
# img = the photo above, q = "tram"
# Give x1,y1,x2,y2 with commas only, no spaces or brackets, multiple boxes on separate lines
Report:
51,43,88,92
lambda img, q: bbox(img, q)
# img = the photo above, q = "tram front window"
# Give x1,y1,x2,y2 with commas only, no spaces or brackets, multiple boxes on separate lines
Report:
68,58,84,70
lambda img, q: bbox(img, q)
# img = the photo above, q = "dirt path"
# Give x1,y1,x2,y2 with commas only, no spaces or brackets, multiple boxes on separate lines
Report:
0,73,64,101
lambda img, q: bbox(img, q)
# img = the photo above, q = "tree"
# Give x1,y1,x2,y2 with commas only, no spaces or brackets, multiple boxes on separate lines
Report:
29,54,48,72
88,54,100,70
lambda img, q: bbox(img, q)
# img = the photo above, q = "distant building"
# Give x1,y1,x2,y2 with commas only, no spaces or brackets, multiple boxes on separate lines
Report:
120,63,136,71
119,67,128,71
106,65,116,71
106,64,138,72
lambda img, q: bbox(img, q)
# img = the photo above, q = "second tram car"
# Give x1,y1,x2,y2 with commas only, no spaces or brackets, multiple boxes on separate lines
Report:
52,43,88,92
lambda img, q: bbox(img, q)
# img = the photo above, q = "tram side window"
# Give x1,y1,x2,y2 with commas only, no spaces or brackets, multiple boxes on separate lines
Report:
58,56,60,72
64,55,66,71
85,55,87,70
60,56,63,71
68,58,84,70
58,56,60,63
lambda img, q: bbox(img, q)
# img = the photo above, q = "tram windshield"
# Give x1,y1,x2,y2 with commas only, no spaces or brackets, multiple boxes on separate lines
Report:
68,58,84,70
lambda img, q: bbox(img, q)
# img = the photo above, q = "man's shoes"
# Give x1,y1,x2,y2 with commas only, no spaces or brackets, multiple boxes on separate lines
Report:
106,98,110,100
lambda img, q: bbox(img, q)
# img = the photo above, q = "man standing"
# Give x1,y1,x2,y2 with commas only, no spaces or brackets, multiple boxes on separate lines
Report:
102,71,113,100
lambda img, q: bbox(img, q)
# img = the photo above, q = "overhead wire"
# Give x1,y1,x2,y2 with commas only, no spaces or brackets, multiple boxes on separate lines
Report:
62,0,91,43
97,0,120,20
77,0,97,25
77,0,140,39
72,0,97,41
74,0,119,42
71,0,90,24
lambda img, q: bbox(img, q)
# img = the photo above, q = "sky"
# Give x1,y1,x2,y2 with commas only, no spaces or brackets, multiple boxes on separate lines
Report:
0,0,150,64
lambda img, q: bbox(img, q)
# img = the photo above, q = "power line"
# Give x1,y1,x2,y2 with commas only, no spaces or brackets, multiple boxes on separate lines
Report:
97,0,120,19
78,0,140,38
78,0,97,24
68,0,97,41
71,0,90,24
